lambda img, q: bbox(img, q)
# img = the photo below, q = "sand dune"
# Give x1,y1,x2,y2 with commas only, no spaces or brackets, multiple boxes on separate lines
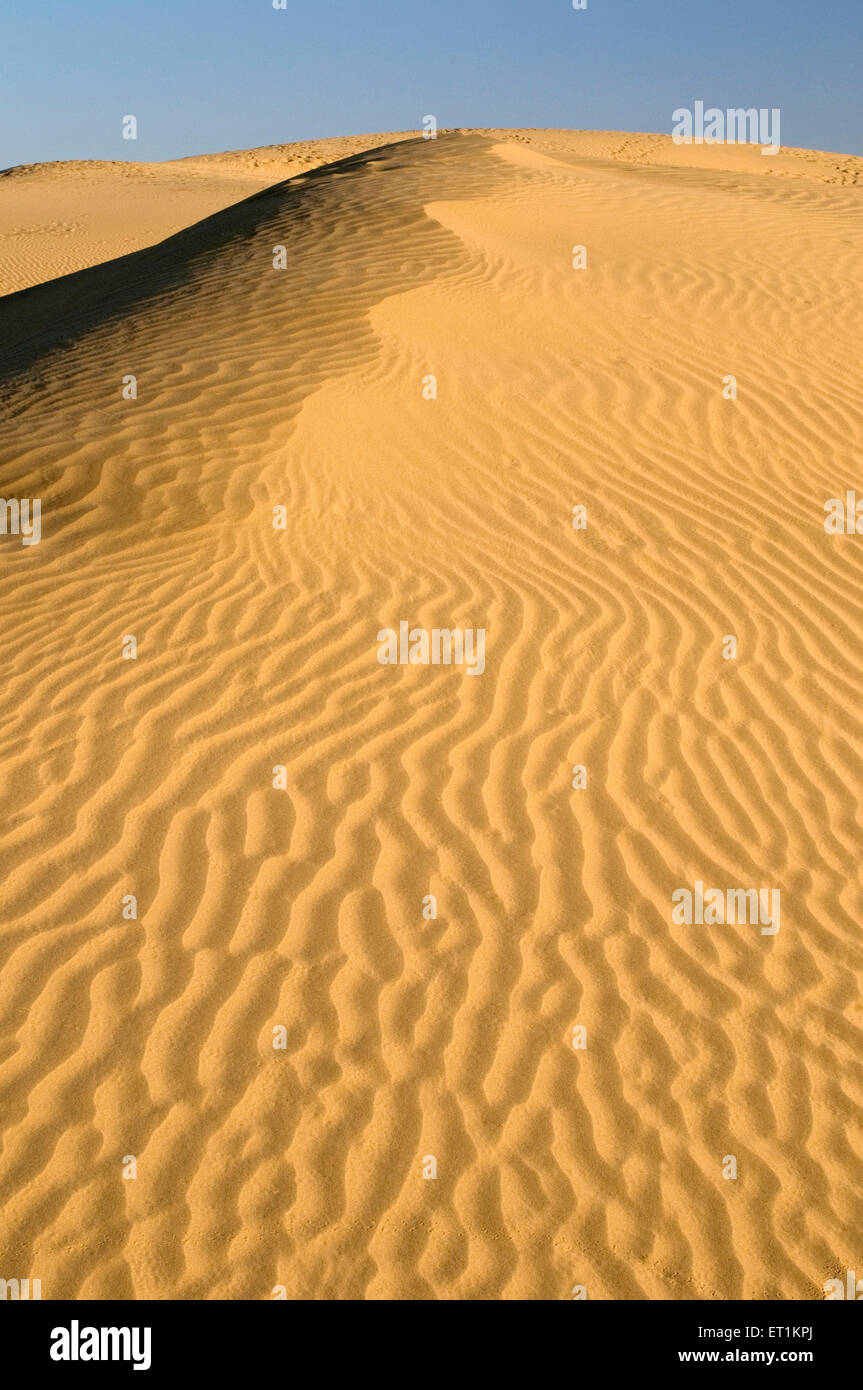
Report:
0,134,417,294
5,129,857,297
1,130,862,1300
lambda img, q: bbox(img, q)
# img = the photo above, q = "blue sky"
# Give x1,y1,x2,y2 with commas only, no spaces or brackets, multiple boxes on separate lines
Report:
1,0,860,167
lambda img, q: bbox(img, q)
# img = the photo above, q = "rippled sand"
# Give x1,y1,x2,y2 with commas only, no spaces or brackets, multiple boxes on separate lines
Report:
1,130,862,1300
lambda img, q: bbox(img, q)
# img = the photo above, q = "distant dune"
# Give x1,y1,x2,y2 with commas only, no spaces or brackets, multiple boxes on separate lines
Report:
0,131,862,1300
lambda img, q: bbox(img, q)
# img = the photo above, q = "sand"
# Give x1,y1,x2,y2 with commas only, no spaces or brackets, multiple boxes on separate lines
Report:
0,134,417,295
0,130,862,1301
5,130,858,296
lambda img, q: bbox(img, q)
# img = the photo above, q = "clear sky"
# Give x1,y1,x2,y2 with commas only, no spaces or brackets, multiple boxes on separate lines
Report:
1,0,860,167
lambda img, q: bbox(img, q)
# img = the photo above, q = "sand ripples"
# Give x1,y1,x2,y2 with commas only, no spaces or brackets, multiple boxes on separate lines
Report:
1,132,862,1299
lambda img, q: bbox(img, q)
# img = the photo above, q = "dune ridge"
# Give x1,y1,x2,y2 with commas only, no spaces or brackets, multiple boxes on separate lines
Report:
3,129,860,297
1,131,862,1300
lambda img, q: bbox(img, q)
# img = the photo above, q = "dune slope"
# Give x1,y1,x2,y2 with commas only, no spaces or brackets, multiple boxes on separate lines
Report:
0,133,418,294
0,131,862,1300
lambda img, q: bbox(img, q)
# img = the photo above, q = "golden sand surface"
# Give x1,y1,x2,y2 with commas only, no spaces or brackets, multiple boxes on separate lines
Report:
0,130,862,1299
